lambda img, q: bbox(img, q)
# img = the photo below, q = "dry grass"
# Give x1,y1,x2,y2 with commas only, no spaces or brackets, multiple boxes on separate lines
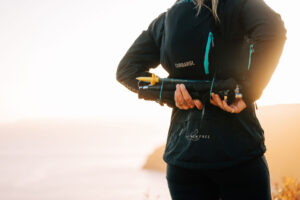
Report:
273,177,300,200
143,176,300,200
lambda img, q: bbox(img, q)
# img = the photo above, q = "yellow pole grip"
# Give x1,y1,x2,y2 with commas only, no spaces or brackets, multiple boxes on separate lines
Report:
136,73,159,86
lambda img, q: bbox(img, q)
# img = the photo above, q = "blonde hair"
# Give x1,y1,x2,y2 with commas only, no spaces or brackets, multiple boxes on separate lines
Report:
195,0,220,22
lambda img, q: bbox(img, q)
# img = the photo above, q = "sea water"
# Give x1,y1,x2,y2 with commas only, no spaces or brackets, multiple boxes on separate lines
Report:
0,119,171,200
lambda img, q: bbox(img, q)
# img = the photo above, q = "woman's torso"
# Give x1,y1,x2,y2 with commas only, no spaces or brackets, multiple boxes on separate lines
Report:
160,0,266,169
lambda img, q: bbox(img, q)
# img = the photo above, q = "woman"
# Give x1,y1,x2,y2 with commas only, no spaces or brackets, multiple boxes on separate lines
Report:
116,0,286,199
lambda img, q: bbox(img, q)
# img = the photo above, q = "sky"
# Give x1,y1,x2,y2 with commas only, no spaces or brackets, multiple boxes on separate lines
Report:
0,0,298,122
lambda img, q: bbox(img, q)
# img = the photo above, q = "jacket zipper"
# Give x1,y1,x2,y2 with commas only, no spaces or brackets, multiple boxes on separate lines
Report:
204,32,214,75
248,43,258,109
248,44,254,70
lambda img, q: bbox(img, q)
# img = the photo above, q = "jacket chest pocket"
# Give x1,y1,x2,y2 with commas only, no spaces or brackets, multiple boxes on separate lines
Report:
166,31,216,80
214,38,254,80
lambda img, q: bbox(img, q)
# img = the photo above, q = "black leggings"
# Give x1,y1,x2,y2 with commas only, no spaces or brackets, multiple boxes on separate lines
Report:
166,155,271,200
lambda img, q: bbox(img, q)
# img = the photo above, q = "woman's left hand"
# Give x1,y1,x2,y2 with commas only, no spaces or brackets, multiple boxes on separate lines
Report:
210,92,247,114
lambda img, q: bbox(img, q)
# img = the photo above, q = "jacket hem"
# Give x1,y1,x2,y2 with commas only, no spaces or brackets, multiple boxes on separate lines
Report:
162,146,266,170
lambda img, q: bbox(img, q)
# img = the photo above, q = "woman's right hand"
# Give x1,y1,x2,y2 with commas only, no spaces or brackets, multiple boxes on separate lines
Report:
210,92,246,114
174,84,203,110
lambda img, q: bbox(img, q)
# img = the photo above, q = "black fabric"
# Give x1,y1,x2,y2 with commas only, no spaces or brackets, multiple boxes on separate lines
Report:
166,155,271,200
163,103,266,169
116,12,165,93
116,0,286,169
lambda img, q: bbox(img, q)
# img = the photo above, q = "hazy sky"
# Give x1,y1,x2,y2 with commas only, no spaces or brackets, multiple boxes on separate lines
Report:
0,0,298,122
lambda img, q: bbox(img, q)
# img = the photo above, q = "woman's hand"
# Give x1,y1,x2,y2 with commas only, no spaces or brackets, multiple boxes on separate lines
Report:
174,84,203,110
210,92,246,114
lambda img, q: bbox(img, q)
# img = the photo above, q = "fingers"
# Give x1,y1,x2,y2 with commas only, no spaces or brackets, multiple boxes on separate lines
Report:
179,84,194,109
210,98,218,106
222,100,237,113
175,84,190,110
174,84,203,110
175,84,184,107
211,93,224,110
175,84,186,109
223,98,247,114
210,93,247,114
193,99,203,110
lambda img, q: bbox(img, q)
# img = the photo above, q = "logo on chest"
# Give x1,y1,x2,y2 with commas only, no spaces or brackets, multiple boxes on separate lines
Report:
175,60,196,68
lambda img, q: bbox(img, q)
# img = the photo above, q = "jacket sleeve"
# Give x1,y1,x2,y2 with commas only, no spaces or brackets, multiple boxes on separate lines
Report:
239,0,287,106
116,12,166,93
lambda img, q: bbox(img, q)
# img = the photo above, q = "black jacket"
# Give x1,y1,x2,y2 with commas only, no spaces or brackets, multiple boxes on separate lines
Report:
116,0,286,169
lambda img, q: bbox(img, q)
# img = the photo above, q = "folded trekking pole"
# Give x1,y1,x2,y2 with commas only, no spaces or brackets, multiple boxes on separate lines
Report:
136,74,243,106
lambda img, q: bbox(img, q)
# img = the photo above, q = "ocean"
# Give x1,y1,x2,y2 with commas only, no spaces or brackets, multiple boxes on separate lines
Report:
0,119,172,200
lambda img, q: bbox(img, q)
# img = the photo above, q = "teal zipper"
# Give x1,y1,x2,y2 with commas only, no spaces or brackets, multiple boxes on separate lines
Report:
204,32,214,75
248,44,254,70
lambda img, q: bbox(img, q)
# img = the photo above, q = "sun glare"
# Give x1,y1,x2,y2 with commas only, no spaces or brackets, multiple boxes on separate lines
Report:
0,0,297,122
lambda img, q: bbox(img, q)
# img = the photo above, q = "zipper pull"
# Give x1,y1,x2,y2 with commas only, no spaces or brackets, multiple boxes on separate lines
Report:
248,44,254,70
250,44,254,54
